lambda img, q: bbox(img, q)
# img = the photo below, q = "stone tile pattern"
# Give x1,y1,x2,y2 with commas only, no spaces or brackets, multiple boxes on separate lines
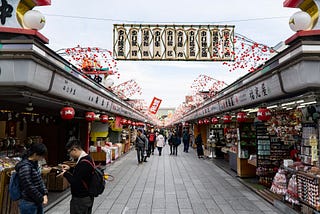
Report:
45,146,282,214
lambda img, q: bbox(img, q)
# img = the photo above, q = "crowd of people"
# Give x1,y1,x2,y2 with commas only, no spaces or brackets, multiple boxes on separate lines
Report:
134,127,206,164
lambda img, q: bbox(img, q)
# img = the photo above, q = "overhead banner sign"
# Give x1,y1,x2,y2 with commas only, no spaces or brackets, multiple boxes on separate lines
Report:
149,97,162,114
113,24,235,61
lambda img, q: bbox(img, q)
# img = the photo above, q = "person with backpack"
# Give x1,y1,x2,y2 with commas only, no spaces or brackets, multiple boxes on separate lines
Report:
135,129,148,164
147,130,156,156
58,139,96,214
182,131,190,153
172,131,181,156
14,143,49,214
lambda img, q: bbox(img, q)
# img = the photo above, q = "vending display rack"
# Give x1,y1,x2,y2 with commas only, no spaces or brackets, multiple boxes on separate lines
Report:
297,171,320,211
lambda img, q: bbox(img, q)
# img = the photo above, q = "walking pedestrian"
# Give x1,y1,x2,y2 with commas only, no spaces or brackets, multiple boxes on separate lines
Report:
15,142,49,214
155,131,165,156
135,128,148,164
147,129,156,155
168,130,174,155
182,131,190,152
172,131,181,156
58,139,95,214
195,133,204,158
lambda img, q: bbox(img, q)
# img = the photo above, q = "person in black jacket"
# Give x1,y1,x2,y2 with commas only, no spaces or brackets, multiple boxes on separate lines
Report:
15,142,48,214
59,139,95,214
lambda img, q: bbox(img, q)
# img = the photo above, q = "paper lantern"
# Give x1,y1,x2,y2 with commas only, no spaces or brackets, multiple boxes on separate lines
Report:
60,107,75,120
257,108,271,121
198,120,204,125
100,115,108,123
127,120,132,125
85,112,95,122
211,117,219,124
289,11,311,32
132,122,136,126
223,115,232,123
204,119,210,124
120,119,127,125
23,10,46,30
237,112,247,123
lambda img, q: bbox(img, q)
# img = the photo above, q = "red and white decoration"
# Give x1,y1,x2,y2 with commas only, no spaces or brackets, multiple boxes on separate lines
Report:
60,107,75,120
85,112,96,122
211,117,219,124
112,79,142,99
237,112,247,123
222,33,275,73
100,115,108,123
149,97,162,114
198,120,204,125
223,115,232,123
257,108,271,121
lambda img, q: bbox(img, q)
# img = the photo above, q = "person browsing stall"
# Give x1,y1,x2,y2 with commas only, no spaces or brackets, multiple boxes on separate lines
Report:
58,139,95,214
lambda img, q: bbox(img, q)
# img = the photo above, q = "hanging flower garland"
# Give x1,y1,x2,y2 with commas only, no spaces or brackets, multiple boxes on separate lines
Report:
222,33,276,72
57,46,120,83
111,79,142,99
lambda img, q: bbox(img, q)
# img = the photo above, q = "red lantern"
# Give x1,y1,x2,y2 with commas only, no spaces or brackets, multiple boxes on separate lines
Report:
127,120,132,125
237,112,247,123
204,119,210,124
132,122,136,126
198,120,204,125
85,112,95,122
100,115,108,123
257,108,271,121
60,106,75,120
211,117,219,124
223,115,232,123
120,119,127,125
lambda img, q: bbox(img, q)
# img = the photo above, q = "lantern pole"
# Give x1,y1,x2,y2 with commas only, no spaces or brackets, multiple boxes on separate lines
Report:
85,121,91,153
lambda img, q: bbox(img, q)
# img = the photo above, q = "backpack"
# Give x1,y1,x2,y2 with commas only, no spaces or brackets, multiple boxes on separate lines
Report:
136,136,145,147
9,171,21,201
81,159,105,197
149,133,155,142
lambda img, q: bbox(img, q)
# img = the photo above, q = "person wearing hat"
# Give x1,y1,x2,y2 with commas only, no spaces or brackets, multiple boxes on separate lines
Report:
135,129,148,164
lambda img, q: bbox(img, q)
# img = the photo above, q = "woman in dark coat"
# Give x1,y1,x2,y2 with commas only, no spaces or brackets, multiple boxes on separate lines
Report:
195,133,204,158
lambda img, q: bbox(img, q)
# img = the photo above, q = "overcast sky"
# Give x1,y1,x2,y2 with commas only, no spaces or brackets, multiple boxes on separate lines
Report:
38,0,299,108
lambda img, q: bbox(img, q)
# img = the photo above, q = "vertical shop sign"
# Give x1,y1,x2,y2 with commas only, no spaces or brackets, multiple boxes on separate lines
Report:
129,28,139,59
141,27,151,59
186,28,197,60
222,28,232,60
165,28,175,59
176,29,185,59
115,27,127,59
210,28,220,60
198,28,208,60
310,136,318,162
149,97,162,114
153,28,162,59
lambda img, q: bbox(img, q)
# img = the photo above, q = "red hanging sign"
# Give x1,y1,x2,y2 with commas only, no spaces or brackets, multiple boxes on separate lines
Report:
257,108,271,121
85,112,95,122
223,115,232,123
149,97,162,114
60,107,75,120
100,115,108,123
237,112,247,123
211,117,219,124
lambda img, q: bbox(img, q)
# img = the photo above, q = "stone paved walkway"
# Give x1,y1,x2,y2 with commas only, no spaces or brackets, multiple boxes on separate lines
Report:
45,146,283,214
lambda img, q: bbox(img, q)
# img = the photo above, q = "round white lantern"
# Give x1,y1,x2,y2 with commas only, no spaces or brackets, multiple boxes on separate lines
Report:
289,11,312,32
23,10,46,30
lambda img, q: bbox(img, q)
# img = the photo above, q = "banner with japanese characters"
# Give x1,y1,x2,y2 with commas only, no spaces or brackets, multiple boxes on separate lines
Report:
113,24,235,61
149,97,162,114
